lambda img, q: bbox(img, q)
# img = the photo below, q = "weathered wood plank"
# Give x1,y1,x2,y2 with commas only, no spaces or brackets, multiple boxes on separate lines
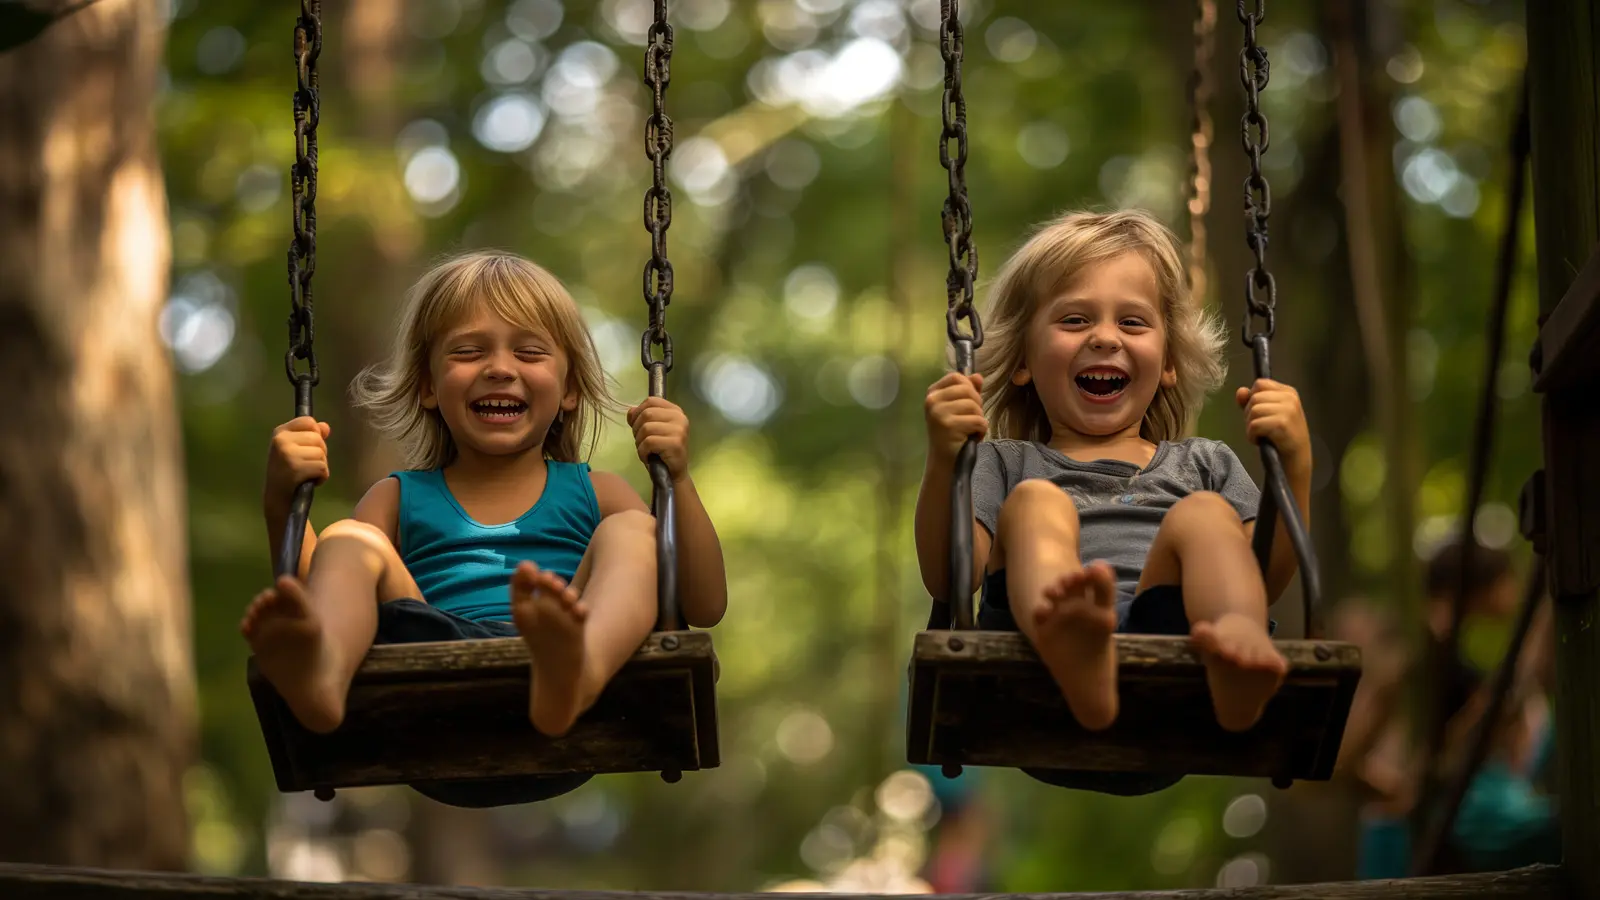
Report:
914,631,1361,672
317,633,715,682
908,632,1360,781
0,861,1571,899
248,632,719,794
1526,4,1600,898
1532,243,1600,392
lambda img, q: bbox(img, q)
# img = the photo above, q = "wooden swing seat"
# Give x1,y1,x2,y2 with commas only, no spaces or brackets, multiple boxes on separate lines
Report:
247,631,719,799
907,630,1361,785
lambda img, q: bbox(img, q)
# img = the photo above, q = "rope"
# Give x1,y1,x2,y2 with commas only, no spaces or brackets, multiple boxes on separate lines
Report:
1409,74,1532,875
1185,0,1216,302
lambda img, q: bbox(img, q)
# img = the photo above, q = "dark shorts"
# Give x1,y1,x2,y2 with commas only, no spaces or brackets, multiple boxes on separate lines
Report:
978,572,1189,797
373,599,591,808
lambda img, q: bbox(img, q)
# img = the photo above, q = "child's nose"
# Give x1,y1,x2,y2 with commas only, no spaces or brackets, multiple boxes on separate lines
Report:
483,352,516,378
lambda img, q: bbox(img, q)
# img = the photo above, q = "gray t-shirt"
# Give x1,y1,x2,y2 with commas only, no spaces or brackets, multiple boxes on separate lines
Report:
972,437,1261,603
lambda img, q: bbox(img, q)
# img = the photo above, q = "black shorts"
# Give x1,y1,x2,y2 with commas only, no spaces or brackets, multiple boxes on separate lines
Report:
373,599,591,808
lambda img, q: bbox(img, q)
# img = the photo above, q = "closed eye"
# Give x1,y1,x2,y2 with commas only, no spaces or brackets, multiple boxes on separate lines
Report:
1120,317,1151,328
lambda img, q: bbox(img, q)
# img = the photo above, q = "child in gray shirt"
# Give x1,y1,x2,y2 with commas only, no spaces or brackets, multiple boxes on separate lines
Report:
915,209,1315,795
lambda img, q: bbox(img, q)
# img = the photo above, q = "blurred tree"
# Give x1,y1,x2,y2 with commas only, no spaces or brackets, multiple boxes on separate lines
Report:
152,0,1544,890
0,0,195,869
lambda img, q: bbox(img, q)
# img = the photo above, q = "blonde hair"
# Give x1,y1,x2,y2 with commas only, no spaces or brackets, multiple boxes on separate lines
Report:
351,250,620,469
976,209,1228,444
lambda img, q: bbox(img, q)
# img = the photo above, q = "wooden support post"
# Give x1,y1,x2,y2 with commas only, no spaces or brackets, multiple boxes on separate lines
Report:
1533,243,1600,392
1526,4,1600,899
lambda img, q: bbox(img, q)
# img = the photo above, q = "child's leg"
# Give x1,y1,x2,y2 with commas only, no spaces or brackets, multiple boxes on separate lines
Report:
992,479,1120,730
1138,492,1287,731
511,509,658,736
241,519,422,733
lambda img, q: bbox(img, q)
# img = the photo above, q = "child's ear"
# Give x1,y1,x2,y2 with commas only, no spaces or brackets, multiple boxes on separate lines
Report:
1160,359,1177,389
419,374,438,410
561,374,580,413
1011,364,1033,387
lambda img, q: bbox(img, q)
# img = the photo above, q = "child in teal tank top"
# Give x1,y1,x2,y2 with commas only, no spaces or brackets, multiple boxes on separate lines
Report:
246,251,729,801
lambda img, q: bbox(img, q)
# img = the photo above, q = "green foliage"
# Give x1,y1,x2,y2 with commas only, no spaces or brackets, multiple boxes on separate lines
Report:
156,0,1542,890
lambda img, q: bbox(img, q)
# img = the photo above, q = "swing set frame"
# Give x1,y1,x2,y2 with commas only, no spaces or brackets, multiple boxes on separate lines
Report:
0,0,1596,897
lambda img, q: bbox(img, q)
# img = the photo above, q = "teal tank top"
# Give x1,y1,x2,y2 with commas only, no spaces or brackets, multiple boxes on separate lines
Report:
391,462,601,622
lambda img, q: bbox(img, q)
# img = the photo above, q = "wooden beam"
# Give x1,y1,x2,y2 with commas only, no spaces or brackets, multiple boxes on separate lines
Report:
1526,3,1600,899
0,862,1572,900
1533,242,1600,392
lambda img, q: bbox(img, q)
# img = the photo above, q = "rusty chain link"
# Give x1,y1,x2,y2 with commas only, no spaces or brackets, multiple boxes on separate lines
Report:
640,0,675,393
285,0,321,389
940,0,982,364
1186,0,1216,302
1238,0,1275,346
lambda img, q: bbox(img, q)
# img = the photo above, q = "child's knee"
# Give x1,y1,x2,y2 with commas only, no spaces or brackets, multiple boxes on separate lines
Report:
318,519,397,559
602,508,655,533
596,509,658,553
1166,491,1242,534
314,518,404,583
999,479,1076,525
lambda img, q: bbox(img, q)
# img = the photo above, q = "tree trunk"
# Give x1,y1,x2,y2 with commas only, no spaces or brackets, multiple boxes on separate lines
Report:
0,0,194,870
1326,0,1420,629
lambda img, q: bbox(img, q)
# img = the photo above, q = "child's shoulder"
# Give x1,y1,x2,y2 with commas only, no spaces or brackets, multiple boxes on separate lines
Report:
977,437,1050,468
1159,437,1253,483
981,437,1047,456
1164,435,1248,461
583,465,651,518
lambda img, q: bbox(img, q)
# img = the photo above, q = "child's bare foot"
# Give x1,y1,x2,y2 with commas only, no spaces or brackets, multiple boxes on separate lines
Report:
1030,561,1120,730
1190,612,1288,732
240,575,348,734
510,562,591,737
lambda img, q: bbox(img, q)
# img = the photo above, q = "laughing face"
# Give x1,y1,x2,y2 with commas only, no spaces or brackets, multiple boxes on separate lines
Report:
421,305,578,461
1012,251,1175,442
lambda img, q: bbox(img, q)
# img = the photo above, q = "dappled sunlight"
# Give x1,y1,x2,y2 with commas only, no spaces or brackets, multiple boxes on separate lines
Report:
141,0,1552,891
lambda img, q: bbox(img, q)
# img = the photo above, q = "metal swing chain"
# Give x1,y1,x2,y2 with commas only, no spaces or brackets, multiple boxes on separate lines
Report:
1236,0,1322,633
938,0,983,630
286,0,321,395
1186,0,1217,300
641,0,675,397
277,0,322,580
641,0,680,635
1238,0,1274,347
940,0,981,361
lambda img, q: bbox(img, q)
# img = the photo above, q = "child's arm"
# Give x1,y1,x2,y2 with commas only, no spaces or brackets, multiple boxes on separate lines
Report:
264,416,332,580
914,373,991,600
619,397,728,629
1236,378,1313,604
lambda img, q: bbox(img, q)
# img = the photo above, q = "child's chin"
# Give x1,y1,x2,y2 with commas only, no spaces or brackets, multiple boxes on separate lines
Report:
1065,410,1142,436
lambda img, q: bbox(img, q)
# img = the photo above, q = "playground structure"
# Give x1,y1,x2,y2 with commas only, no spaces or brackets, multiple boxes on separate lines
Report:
0,0,1596,897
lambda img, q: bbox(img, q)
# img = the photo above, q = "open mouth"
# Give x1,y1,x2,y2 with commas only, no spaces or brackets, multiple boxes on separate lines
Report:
1075,369,1129,401
471,397,527,422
